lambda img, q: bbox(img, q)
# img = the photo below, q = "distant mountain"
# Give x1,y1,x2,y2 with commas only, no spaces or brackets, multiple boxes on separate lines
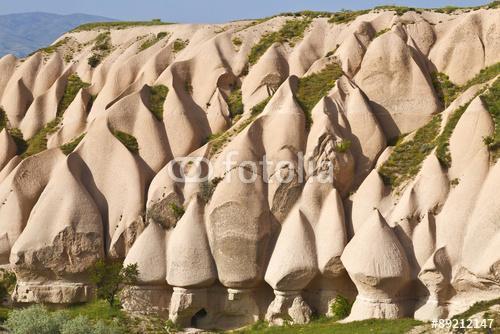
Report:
0,12,116,57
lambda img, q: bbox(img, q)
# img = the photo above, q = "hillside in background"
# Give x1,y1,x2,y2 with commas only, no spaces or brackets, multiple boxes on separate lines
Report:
0,2,499,333
0,12,115,57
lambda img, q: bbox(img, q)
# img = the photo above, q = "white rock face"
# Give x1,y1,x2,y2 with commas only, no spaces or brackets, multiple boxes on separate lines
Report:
0,6,499,330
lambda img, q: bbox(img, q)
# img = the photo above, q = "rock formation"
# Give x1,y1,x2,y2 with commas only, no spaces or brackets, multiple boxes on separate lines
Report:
0,4,499,330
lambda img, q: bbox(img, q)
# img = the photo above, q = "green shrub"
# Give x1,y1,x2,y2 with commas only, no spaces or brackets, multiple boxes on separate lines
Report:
72,20,173,32
200,177,223,202
330,295,353,321
227,89,244,117
328,9,370,24
481,78,500,161
58,74,91,116
87,54,101,68
435,102,470,167
60,133,85,155
461,62,500,92
173,39,188,53
487,1,500,9
251,96,271,116
147,84,169,120
88,32,112,68
379,114,442,188
0,269,16,301
232,37,243,47
61,316,94,334
5,305,67,334
374,5,421,15
335,139,352,153
431,72,460,108
7,128,27,155
0,107,7,132
296,62,343,130
139,31,169,51
374,28,390,38
248,19,311,65
169,203,185,222
22,118,61,158
36,37,70,55
112,130,139,153
89,260,139,306
208,97,271,157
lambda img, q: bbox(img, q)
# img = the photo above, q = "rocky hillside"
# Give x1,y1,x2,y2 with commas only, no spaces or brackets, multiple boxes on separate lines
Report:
0,3,499,331
0,12,115,57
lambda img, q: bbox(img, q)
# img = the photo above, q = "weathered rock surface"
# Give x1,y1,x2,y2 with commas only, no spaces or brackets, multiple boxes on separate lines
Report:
0,5,499,330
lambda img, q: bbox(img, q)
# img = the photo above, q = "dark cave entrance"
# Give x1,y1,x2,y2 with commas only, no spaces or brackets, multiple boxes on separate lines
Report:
191,308,208,327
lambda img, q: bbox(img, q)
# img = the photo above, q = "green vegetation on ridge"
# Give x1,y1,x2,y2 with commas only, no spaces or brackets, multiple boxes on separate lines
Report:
139,32,169,51
72,19,173,32
237,318,422,334
88,32,112,68
58,74,91,116
112,130,139,153
295,62,343,130
60,133,86,155
248,18,312,65
481,78,500,162
379,114,442,188
147,85,169,120
227,88,244,118
208,96,271,157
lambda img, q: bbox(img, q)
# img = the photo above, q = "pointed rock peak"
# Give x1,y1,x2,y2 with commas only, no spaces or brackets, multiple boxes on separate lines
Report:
167,195,216,288
265,208,317,291
342,209,410,278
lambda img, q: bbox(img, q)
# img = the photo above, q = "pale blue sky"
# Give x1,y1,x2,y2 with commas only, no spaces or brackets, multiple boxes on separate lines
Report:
0,0,490,23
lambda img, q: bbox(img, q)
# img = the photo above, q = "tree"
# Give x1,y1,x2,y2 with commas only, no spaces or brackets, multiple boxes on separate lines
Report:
89,260,138,306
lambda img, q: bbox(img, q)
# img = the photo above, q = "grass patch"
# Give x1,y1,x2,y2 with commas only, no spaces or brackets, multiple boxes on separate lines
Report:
374,28,390,38
481,78,500,162
248,18,312,65
113,130,139,153
431,72,460,109
295,62,343,130
208,97,271,157
452,298,500,320
65,300,128,324
433,63,499,166
227,88,244,118
36,37,69,55
461,62,500,92
328,9,370,24
330,295,353,321
435,102,470,167
237,317,422,333
60,133,85,155
139,31,168,51
0,107,7,132
374,5,422,15
72,19,173,32
232,36,243,47
88,32,112,68
169,203,185,222
7,128,27,155
147,85,169,120
200,177,223,203
335,139,352,153
58,74,91,117
379,114,442,188
278,11,334,19
173,39,188,53
22,118,61,158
